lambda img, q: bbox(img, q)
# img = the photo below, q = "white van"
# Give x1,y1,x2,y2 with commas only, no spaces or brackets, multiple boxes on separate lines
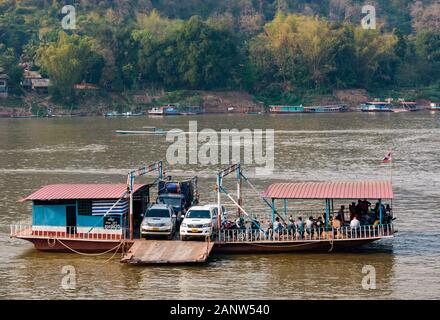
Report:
179,204,225,240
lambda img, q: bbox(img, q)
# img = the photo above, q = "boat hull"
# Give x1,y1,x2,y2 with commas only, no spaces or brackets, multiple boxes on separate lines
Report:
361,109,393,112
15,236,390,254
17,236,127,253
214,237,383,254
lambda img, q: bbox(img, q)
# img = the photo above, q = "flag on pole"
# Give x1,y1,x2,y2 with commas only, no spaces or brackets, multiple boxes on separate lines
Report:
382,152,392,163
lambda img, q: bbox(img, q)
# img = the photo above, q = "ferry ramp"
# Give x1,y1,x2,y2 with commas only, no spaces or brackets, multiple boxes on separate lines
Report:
120,240,214,265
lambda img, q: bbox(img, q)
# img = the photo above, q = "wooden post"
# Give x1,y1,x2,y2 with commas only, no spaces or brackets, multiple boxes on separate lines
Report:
129,174,133,240
379,199,383,225
325,199,329,229
217,175,222,233
283,199,287,220
237,165,241,217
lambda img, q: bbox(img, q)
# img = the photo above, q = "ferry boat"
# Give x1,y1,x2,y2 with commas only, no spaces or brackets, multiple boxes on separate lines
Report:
304,105,348,113
361,101,394,112
428,102,440,111
10,163,396,260
392,101,421,112
180,106,204,115
148,105,179,116
269,105,304,114
104,111,121,117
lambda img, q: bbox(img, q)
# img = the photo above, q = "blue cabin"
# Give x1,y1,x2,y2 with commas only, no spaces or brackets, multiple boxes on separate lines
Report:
21,184,150,237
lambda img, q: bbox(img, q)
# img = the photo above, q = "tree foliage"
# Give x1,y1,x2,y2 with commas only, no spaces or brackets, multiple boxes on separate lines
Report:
36,32,103,100
0,0,439,103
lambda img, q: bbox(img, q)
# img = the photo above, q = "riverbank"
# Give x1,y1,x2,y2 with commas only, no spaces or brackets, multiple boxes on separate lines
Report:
0,88,436,118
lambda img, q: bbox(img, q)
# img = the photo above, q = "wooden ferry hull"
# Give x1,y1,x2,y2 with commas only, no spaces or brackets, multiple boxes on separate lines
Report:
16,236,127,253
213,238,382,254
15,235,391,255
361,109,393,112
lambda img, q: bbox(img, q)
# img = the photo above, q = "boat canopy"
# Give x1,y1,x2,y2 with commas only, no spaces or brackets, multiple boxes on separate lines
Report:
263,181,393,200
366,101,391,105
20,184,147,202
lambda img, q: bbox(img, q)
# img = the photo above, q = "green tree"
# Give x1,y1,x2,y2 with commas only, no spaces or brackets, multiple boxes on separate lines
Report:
0,45,22,88
174,16,239,89
36,32,103,100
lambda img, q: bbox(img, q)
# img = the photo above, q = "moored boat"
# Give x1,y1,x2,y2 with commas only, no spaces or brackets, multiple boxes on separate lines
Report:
148,105,179,116
269,105,304,114
104,111,121,117
304,105,348,113
361,101,394,112
428,102,440,111
393,101,421,112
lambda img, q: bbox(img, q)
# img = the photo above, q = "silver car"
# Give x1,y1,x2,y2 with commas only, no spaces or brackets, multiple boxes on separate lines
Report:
140,204,176,239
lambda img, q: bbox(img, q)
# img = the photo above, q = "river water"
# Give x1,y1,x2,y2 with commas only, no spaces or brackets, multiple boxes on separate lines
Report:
0,113,439,299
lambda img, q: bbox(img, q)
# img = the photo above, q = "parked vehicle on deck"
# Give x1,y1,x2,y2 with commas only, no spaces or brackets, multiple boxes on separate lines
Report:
180,204,225,240
140,204,176,239
156,177,198,216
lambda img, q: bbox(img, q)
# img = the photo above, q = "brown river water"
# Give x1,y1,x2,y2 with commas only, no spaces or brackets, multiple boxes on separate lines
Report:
0,113,439,299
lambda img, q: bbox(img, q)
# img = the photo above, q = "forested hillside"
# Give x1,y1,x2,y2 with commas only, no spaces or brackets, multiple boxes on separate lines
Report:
1,0,440,105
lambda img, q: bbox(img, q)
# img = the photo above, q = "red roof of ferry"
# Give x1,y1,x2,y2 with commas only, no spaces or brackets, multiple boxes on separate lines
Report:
263,181,393,199
366,101,391,105
20,184,146,201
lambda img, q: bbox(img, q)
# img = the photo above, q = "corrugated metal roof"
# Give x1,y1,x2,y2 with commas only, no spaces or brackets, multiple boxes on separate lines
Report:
21,184,146,201
263,181,393,199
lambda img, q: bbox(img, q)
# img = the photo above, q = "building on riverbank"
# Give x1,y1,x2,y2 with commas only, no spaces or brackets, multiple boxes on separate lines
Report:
31,78,50,94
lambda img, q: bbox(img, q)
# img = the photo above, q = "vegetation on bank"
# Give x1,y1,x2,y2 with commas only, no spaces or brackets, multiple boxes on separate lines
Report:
1,0,440,109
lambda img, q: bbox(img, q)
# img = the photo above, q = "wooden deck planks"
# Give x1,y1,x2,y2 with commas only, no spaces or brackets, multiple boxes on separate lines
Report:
120,240,214,264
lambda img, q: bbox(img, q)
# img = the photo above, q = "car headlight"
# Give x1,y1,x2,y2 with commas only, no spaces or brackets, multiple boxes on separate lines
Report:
181,223,187,228
202,223,211,228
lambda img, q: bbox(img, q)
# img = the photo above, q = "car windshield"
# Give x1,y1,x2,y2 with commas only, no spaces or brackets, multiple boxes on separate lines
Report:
145,208,170,218
186,210,211,219
157,196,182,207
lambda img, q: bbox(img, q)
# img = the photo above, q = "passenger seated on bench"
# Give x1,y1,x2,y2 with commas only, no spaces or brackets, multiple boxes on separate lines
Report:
273,217,282,234
332,214,342,228
287,216,295,234
305,216,314,237
350,216,361,229
295,216,304,239
251,219,260,230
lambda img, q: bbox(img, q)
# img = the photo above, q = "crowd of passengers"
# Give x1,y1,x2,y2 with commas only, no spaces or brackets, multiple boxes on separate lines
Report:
225,199,394,237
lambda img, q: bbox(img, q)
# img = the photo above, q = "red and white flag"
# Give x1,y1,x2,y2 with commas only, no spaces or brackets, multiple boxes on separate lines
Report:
382,152,392,163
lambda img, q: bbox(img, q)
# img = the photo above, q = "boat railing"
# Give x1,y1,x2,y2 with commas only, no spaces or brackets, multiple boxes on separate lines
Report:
218,223,394,243
10,224,125,242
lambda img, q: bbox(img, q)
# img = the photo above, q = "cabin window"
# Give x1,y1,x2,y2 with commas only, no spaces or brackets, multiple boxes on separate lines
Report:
77,200,92,215
33,200,75,205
